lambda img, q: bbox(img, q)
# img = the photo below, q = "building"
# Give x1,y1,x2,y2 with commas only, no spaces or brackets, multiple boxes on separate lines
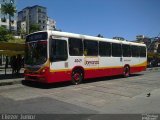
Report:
47,17,56,30
135,35,151,48
134,35,160,54
17,5,56,34
148,37,160,53
0,0,17,31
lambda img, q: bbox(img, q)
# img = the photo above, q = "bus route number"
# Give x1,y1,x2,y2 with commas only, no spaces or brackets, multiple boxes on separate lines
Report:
75,59,82,63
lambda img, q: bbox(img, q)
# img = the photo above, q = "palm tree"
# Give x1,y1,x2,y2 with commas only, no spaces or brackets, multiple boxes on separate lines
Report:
1,3,16,32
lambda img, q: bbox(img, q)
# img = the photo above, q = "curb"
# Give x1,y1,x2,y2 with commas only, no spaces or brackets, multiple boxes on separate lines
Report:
147,67,160,71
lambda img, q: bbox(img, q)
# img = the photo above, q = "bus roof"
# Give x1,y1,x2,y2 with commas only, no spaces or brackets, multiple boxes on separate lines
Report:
30,30,146,47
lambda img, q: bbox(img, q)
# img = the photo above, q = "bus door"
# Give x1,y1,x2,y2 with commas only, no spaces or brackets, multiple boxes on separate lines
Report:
49,37,69,81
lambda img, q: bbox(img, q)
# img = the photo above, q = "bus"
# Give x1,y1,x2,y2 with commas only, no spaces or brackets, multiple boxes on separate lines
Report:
24,31,147,84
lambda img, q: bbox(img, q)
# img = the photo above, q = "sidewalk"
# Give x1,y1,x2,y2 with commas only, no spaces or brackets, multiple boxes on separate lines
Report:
0,67,160,87
0,67,24,86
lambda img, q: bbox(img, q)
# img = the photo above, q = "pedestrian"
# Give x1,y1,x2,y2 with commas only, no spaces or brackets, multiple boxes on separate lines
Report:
5,56,9,75
16,54,22,74
10,56,16,75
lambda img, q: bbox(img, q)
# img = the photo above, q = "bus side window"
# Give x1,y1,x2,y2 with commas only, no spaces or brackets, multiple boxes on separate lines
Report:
140,46,146,57
122,44,131,57
69,38,83,56
112,43,122,57
50,39,68,61
84,40,98,56
84,49,88,56
99,41,111,56
131,45,140,57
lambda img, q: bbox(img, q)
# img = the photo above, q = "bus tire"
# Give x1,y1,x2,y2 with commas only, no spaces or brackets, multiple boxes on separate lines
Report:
71,69,83,85
123,66,130,78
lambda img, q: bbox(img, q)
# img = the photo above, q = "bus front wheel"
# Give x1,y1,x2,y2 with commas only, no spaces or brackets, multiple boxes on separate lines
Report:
71,69,83,85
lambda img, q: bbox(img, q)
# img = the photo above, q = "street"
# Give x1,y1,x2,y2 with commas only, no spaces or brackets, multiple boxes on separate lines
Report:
0,69,160,115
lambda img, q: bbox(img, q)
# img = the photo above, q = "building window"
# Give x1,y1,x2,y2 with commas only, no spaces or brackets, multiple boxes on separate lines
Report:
69,38,83,56
38,8,41,12
11,26,15,30
11,20,14,24
112,43,122,57
1,17,6,22
84,40,98,56
99,41,111,56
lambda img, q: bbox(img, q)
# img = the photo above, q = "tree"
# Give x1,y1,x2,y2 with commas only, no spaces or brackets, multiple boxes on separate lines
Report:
0,3,16,32
0,26,14,42
29,24,41,33
97,34,104,38
18,28,26,39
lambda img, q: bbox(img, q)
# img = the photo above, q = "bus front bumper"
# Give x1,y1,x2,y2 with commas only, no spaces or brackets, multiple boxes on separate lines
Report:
25,74,47,83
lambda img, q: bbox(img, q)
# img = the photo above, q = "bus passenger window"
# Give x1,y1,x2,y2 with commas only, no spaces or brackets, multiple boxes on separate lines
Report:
131,45,139,57
112,43,122,57
51,39,68,61
122,44,131,57
69,38,83,56
84,40,98,56
99,42,111,56
140,46,146,57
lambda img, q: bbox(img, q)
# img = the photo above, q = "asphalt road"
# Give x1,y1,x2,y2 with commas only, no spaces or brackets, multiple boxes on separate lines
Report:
0,70,160,119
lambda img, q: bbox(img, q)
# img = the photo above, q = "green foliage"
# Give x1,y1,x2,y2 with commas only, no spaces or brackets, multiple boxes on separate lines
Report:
0,3,16,32
0,27,25,43
1,3,16,16
0,27,12,42
29,24,41,33
17,28,26,39
148,52,160,59
8,38,25,44
97,34,104,38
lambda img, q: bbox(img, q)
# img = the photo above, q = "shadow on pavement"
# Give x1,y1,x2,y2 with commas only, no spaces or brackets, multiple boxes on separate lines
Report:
22,80,72,89
83,73,143,84
0,73,24,80
22,73,144,89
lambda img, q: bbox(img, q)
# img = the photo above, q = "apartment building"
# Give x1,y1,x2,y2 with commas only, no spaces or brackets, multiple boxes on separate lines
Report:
17,5,56,34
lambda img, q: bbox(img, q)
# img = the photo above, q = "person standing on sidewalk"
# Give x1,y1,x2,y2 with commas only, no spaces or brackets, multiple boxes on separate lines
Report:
16,54,22,74
4,56,9,75
10,56,16,75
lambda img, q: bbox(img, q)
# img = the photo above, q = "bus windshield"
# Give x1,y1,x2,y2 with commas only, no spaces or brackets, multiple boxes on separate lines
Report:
25,32,48,65
25,41,47,65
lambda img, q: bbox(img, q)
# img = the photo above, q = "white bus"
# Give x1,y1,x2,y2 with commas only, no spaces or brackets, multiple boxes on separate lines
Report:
24,31,147,84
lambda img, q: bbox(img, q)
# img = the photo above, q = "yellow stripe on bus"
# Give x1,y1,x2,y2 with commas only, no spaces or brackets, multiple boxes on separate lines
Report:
49,61,147,73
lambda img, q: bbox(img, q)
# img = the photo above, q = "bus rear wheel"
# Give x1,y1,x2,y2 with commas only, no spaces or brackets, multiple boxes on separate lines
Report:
123,66,130,78
71,69,83,85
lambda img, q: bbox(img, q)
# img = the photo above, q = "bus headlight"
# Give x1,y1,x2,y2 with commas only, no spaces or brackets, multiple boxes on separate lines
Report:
40,67,49,74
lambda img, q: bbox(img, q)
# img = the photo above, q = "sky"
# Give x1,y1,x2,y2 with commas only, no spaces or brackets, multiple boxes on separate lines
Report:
17,0,160,41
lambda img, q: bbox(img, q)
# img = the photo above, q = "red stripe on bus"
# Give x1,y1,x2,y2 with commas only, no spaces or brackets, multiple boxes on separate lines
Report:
25,66,146,83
